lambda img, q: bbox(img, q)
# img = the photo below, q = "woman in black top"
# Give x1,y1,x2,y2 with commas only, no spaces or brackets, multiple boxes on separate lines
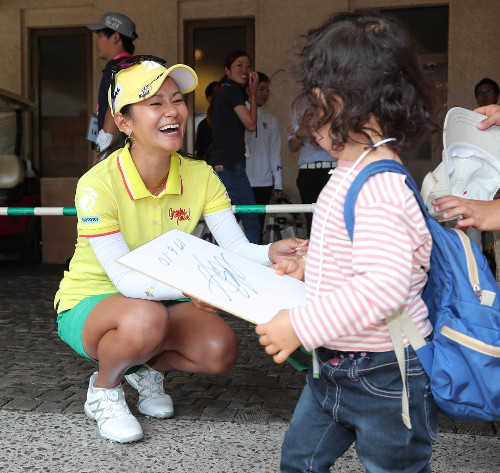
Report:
209,50,262,244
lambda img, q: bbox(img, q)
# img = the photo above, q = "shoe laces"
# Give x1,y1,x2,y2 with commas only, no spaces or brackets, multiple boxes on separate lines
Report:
134,367,166,398
88,385,133,423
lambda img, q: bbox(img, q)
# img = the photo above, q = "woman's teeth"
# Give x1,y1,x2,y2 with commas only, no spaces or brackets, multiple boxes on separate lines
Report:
160,124,179,134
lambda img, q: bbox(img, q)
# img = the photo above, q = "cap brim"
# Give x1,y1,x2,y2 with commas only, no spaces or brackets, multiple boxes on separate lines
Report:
86,22,104,31
166,65,198,94
444,107,500,159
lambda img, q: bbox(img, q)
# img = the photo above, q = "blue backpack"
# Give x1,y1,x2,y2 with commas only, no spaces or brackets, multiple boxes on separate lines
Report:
344,160,500,423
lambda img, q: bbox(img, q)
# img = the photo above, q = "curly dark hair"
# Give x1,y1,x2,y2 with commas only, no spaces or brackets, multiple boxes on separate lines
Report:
292,11,440,155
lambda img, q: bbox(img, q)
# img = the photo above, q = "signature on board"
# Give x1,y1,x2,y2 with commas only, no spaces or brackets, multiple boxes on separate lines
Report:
195,252,258,301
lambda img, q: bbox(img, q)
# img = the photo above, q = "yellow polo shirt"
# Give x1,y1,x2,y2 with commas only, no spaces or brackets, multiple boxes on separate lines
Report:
54,146,231,313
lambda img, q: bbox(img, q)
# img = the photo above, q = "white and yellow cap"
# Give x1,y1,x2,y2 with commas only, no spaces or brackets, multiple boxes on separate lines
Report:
109,58,198,116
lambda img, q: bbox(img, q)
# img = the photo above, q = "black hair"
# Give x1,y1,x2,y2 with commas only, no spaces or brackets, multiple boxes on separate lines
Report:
475,78,499,96
96,104,133,161
99,28,135,55
292,11,440,155
257,72,270,84
224,50,251,70
205,81,220,99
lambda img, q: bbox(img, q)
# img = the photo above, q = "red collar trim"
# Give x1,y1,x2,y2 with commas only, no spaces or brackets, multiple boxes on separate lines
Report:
113,52,132,60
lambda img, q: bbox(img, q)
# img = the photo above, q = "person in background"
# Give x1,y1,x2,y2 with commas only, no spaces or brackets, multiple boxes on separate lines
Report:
257,11,440,472
194,80,220,160
474,78,499,107
288,112,338,237
245,72,283,240
54,56,308,444
87,12,138,155
209,50,261,244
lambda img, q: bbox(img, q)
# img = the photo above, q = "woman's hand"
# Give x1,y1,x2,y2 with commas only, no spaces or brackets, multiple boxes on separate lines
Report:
247,71,258,96
432,195,500,232
271,257,305,281
256,309,301,364
268,238,308,263
184,293,220,314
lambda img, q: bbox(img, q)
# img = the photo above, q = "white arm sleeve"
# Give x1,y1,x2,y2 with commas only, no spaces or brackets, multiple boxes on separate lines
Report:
204,208,272,265
88,232,184,300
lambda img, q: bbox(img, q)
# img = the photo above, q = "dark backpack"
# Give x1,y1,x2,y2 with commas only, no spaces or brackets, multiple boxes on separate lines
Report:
344,159,500,423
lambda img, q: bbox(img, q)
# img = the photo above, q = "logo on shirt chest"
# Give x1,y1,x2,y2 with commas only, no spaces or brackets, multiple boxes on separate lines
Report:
169,207,191,225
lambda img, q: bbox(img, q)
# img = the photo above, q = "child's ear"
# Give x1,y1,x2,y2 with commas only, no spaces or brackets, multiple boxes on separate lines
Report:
313,88,344,116
313,87,325,103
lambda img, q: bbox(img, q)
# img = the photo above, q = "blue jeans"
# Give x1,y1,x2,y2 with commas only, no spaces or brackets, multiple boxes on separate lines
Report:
281,347,439,473
216,165,261,244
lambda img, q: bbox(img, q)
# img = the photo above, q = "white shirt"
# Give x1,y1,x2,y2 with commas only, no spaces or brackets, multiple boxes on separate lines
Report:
245,106,282,189
288,114,336,166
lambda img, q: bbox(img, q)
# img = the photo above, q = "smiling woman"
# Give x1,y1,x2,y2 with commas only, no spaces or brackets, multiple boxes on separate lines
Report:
52,56,308,444
208,50,262,244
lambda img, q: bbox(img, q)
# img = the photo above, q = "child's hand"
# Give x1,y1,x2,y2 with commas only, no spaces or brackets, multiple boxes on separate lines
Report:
271,257,305,281
256,309,301,364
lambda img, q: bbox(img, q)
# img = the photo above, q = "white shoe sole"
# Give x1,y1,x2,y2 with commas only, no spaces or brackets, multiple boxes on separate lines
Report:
125,373,174,419
137,404,174,419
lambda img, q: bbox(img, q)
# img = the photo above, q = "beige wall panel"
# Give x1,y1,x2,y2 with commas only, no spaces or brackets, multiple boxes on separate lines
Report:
2,0,500,207
448,0,500,111
1,9,21,93
252,0,349,202
179,0,256,20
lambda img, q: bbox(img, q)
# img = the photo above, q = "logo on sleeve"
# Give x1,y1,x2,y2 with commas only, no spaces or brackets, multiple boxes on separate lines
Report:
81,216,100,223
78,187,98,213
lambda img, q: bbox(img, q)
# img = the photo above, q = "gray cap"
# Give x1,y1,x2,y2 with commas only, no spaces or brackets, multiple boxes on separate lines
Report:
87,12,138,40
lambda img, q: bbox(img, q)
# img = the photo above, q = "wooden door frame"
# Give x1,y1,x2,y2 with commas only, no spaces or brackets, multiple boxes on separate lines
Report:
29,27,93,174
183,18,255,153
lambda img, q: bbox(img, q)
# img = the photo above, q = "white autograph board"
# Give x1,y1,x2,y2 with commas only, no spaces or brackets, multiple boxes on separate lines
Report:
117,229,306,325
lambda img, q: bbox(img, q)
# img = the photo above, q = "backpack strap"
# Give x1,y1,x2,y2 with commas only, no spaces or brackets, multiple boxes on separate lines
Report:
345,160,427,240
345,159,428,430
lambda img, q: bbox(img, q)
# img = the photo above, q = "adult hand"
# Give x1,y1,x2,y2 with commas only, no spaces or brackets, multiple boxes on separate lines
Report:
183,293,220,314
255,309,301,364
273,189,283,200
247,71,258,96
432,195,500,232
474,104,500,130
268,238,308,263
271,257,305,281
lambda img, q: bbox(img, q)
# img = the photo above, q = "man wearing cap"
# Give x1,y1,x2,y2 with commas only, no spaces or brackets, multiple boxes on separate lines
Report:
87,12,138,154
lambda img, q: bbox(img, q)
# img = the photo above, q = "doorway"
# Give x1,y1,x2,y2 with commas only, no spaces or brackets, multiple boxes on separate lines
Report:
30,28,93,178
375,6,449,184
184,18,255,152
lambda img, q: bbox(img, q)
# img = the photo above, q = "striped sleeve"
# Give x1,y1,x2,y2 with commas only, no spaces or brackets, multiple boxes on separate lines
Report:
290,169,432,352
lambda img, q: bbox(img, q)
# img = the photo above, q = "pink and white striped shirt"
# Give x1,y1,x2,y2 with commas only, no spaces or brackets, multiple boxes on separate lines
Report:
290,159,433,352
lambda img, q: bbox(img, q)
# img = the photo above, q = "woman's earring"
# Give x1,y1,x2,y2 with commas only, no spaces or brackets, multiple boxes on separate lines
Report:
125,133,136,148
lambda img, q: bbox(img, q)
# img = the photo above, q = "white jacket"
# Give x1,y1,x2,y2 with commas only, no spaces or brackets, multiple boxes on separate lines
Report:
245,106,282,189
